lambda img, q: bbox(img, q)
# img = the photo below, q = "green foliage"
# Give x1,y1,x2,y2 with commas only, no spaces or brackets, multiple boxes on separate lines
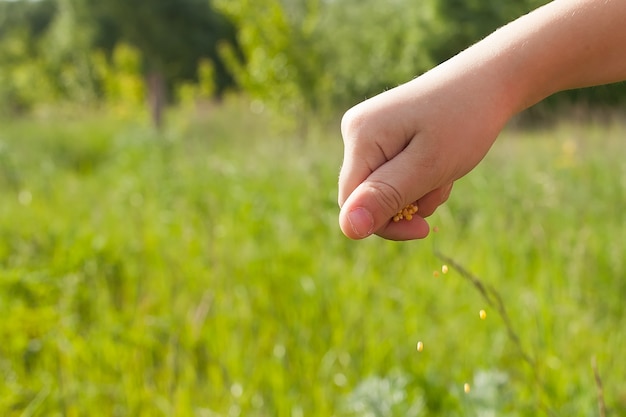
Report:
217,0,626,120
316,0,439,109
87,0,237,95
0,0,236,115
213,0,554,121
0,30,57,114
176,59,217,108
2,0,626,117
92,43,146,117
41,0,98,103
0,0,56,38
216,0,330,123
1,106,626,415
429,0,546,62
216,0,439,120
0,1,59,113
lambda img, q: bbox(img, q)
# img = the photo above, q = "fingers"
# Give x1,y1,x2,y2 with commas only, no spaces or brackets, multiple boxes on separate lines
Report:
338,93,415,209
338,184,453,241
416,182,453,217
373,214,431,241
338,138,449,240
337,84,461,240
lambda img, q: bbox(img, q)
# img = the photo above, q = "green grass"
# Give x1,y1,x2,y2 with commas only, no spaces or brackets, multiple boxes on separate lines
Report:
0,103,625,416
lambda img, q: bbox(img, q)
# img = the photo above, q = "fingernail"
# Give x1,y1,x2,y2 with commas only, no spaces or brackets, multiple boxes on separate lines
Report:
347,207,374,238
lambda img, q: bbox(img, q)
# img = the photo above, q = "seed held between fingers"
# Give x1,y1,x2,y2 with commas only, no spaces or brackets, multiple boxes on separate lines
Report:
392,203,419,222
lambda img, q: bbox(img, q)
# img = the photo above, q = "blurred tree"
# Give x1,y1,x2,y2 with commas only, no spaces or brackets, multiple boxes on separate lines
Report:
432,0,626,109
0,0,56,38
216,0,441,127
84,0,237,128
0,0,60,113
0,0,237,124
92,43,146,118
430,0,548,63
43,0,99,103
216,0,329,132
1,0,625,120
316,0,440,109
176,58,217,109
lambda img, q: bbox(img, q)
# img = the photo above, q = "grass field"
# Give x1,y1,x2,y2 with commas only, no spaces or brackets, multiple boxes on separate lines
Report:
0,102,625,416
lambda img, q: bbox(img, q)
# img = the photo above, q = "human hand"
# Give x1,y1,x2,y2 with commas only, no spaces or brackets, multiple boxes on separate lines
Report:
338,58,514,240
337,0,626,241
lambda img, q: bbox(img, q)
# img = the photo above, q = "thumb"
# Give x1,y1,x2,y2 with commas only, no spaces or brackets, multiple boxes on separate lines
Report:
338,141,441,240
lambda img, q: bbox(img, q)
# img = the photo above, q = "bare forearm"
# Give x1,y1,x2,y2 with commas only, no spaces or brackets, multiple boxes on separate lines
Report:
480,0,626,114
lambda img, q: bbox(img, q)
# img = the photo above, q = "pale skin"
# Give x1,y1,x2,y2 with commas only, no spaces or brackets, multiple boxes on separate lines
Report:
338,0,626,241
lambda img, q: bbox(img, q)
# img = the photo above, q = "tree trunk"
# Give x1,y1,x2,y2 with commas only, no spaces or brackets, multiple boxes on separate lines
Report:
147,71,166,130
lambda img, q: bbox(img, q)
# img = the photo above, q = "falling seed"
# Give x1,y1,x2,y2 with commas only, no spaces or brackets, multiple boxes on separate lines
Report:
433,270,440,278
479,309,487,320
441,265,449,274
416,341,424,352
464,383,471,394
432,226,440,233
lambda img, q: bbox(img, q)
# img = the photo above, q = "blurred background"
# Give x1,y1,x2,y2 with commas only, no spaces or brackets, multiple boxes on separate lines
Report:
1,0,626,416
2,0,626,124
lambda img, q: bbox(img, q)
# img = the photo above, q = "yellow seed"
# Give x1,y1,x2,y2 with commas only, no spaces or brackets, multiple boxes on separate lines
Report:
441,265,449,274
392,203,419,222
479,309,487,320
416,341,424,352
464,383,471,394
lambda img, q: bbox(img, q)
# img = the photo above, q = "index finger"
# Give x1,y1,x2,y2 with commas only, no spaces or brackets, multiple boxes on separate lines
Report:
338,103,414,208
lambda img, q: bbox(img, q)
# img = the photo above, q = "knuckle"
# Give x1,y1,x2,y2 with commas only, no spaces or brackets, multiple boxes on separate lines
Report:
366,180,404,214
341,105,370,142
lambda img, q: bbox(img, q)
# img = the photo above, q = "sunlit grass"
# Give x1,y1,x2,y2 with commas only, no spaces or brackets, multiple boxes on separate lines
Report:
0,104,625,416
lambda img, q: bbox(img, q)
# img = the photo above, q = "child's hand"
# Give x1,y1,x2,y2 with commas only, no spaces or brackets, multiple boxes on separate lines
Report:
337,56,513,240
338,0,626,241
